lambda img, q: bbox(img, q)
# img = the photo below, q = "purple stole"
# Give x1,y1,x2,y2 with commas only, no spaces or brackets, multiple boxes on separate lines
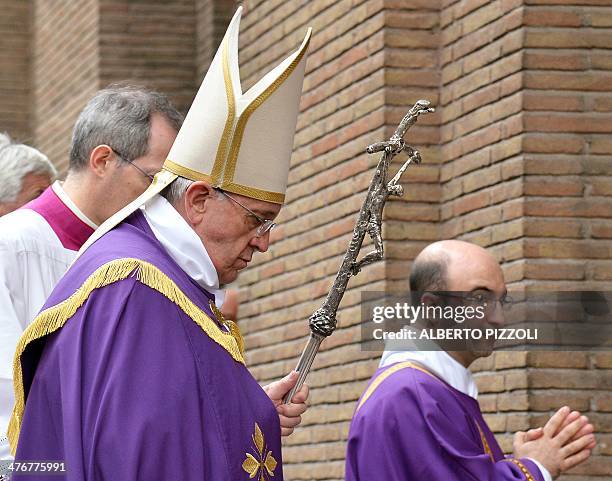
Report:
346,361,544,481
21,186,94,251
10,210,282,480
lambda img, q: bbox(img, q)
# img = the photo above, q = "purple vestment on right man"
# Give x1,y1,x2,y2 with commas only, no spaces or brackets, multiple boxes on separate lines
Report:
346,361,543,481
10,210,282,480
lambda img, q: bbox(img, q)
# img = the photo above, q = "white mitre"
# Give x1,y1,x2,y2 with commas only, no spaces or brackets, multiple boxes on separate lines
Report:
78,6,311,255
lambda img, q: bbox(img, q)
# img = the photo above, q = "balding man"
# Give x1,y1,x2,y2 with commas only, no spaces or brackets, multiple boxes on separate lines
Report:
346,240,596,481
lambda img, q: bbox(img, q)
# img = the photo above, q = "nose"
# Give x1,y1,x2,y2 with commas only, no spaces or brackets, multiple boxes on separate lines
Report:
249,231,271,253
487,301,505,327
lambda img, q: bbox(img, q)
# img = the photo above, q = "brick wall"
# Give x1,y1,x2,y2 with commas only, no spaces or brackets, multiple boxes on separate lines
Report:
438,2,611,479
99,0,197,114
0,0,30,143
30,0,100,173
195,0,235,79
238,1,612,480
521,3,612,478
28,0,201,173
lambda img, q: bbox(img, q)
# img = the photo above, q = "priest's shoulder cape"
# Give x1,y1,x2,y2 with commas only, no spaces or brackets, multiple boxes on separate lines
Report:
10,210,282,481
345,361,544,481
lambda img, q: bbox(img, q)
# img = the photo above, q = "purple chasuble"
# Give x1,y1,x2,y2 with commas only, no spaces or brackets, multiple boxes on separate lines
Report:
346,362,544,481
21,186,94,251
12,211,282,481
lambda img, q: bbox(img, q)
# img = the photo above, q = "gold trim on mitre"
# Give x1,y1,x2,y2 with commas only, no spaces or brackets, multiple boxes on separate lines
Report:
164,159,214,183
219,29,312,203
210,35,237,184
220,182,285,204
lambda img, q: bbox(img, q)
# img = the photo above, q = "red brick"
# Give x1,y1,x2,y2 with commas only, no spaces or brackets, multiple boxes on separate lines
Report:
524,239,611,259
524,71,612,92
525,0,611,4
528,392,592,411
524,51,588,71
525,261,586,280
524,113,612,133
589,178,612,196
524,218,584,238
530,369,602,389
523,134,584,154
452,190,491,216
525,198,612,218
589,136,612,154
523,8,583,27
524,156,583,175
591,222,612,239
492,219,523,243
463,164,502,193
587,10,612,27
528,352,589,368
524,177,584,196
592,262,612,281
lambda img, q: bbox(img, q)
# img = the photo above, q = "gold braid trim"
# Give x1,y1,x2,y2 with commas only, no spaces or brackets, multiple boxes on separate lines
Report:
355,361,437,414
475,421,495,462
208,299,245,357
8,258,244,455
502,458,536,481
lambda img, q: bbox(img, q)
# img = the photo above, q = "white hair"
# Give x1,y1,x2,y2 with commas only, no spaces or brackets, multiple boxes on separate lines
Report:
161,176,195,205
0,133,57,203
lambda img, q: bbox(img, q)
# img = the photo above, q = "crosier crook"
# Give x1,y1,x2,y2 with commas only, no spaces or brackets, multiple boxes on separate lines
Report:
283,100,435,404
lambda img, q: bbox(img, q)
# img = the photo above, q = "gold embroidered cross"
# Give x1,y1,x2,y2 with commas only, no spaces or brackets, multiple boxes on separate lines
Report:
242,423,277,480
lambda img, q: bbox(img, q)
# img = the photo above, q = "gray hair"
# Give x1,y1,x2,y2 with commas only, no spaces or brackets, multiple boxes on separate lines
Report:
161,176,195,205
69,84,183,171
0,133,57,203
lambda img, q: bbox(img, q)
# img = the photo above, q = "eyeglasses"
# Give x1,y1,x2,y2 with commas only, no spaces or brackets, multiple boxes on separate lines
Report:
215,188,276,237
111,148,156,183
434,291,514,312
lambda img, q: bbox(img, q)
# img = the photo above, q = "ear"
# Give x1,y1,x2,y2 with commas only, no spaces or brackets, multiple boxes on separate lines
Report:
89,145,114,177
183,181,216,225
420,292,439,306
420,292,441,328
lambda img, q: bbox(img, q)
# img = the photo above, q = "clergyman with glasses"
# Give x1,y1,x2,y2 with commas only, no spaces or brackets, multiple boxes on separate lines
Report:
8,8,310,480
0,84,181,461
346,240,597,481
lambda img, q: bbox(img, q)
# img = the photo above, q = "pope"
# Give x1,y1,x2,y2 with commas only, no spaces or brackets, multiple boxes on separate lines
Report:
9,7,312,480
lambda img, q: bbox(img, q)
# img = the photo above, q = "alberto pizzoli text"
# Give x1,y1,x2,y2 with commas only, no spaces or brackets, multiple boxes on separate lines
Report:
372,327,538,341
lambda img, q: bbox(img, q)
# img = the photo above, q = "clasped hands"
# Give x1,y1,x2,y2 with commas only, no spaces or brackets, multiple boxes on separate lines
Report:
513,406,596,479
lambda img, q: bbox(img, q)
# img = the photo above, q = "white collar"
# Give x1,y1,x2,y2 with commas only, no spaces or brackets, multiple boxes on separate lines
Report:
380,347,478,399
141,195,225,307
52,181,98,229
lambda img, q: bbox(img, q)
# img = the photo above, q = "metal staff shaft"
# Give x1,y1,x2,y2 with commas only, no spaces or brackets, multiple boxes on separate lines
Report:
287,333,324,401
283,100,434,404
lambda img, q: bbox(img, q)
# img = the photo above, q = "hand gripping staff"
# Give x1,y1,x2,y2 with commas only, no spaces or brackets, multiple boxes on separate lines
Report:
283,100,435,403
